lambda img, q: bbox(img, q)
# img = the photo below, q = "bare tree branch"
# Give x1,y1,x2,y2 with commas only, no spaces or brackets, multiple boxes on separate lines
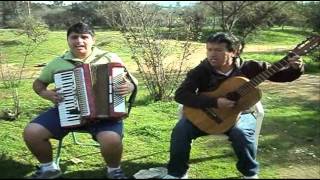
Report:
105,2,194,101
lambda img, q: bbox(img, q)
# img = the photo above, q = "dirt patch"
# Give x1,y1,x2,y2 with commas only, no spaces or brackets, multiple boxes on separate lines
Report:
0,63,40,81
260,74,320,102
278,164,320,179
260,74,319,179
243,44,292,53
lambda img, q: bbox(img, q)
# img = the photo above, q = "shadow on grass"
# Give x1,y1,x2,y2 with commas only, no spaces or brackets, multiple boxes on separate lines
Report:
0,40,22,47
61,162,166,179
60,150,237,179
256,95,320,167
60,150,169,178
0,153,34,178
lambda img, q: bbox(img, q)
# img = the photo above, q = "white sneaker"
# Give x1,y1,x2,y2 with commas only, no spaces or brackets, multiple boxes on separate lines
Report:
162,173,188,179
243,174,259,179
28,166,62,179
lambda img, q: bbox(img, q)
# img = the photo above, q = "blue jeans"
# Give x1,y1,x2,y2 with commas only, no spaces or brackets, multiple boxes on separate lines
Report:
167,113,259,177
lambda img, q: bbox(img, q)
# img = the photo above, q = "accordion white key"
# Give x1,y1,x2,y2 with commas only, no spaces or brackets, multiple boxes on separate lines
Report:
54,63,128,128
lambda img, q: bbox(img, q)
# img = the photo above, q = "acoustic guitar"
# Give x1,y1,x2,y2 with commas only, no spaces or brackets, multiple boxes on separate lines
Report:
183,35,320,134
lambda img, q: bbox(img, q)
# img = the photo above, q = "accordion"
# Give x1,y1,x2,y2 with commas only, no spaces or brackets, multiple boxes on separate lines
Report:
54,63,135,128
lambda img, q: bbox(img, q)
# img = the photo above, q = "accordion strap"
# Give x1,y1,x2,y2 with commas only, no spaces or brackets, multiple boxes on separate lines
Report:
124,68,138,116
90,52,111,64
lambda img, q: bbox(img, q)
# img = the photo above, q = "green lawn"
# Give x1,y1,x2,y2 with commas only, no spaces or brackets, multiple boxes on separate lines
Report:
0,26,319,178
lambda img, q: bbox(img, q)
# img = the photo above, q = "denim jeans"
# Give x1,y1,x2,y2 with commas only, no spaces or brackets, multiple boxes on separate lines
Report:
167,113,259,177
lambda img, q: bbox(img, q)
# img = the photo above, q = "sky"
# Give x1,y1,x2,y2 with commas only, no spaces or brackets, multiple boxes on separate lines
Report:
32,1,199,7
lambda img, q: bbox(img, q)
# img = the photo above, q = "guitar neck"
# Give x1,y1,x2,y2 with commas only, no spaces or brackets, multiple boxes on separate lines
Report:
233,35,319,98
236,56,290,96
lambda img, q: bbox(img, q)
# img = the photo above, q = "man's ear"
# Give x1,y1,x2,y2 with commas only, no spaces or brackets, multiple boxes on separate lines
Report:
234,45,242,57
229,49,237,58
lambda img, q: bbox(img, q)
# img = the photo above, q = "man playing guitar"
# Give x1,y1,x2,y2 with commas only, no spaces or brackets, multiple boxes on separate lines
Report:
164,32,304,179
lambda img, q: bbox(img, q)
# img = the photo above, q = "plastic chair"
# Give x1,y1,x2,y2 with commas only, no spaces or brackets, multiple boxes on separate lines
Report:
177,101,264,147
55,131,100,167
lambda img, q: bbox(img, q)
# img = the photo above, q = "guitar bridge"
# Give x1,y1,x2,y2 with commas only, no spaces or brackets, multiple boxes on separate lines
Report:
203,108,223,124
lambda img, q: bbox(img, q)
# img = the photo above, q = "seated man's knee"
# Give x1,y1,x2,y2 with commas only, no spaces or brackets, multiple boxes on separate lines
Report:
96,131,122,146
23,123,50,142
171,123,188,139
228,127,254,142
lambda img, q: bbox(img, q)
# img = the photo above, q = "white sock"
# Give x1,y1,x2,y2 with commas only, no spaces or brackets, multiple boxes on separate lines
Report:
40,161,59,171
107,166,121,173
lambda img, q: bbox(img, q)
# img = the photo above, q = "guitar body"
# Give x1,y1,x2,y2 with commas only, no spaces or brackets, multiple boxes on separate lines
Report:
183,76,262,134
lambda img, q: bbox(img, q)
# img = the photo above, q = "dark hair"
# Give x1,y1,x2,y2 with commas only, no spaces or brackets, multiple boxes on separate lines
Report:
206,32,241,52
67,22,95,37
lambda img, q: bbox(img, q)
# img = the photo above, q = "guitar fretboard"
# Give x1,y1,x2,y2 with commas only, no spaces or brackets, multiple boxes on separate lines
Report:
235,34,320,97
236,56,290,96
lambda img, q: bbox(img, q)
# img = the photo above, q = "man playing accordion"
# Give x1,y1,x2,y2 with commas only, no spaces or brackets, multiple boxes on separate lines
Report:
23,22,137,179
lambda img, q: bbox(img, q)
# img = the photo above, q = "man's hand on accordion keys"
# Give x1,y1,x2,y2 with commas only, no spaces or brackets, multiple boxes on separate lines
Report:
39,88,64,105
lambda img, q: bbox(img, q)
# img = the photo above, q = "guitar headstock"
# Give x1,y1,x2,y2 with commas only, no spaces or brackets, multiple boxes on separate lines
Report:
291,35,320,56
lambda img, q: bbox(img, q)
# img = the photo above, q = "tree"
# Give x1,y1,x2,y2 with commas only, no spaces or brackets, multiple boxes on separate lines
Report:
0,16,48,120
95,1,123,29
52,1,63,7
107,2,194,101
201,1,259,33
1,1,33,27
1,1,20,27
300,1,320,62
179,3,207,40
202,1,290,52
301,1,320,33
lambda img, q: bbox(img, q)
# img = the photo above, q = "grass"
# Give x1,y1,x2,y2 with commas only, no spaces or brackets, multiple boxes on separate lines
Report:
246,26,312,46
0,26,319,178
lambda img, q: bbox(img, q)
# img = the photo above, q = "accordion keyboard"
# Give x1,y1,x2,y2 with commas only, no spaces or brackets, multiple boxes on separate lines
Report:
74,67,90,116
54,70,82,127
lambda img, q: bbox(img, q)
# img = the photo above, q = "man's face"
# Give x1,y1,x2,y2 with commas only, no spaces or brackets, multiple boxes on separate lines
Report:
206,42,235,68
67,32,95,59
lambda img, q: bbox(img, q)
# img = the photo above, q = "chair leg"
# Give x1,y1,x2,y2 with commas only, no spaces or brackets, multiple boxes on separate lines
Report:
55,139,63,168
253,101,264,149
71,132,100,147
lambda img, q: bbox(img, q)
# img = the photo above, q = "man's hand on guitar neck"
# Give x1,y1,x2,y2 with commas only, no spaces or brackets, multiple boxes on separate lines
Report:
287,52,303,70
217,97,236,108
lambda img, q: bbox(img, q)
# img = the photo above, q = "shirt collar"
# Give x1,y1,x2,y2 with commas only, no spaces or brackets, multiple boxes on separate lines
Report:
61,46,103,63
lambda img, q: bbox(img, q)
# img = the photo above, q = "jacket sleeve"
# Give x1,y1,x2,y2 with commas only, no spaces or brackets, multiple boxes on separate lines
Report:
174,67,218,108
242,60,304,82
268,65,304,82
